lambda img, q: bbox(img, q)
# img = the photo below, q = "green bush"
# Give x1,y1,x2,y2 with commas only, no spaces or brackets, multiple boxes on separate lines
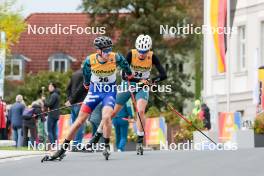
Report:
146,106,160,117
254,113,264,134
174,115,204,143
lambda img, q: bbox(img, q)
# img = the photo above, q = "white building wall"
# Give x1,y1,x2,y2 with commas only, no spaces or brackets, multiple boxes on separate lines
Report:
203,0,264,129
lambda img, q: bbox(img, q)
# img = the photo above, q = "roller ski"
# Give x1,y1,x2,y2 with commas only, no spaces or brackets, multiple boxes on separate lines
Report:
41,139,70,163
41,150,66,162
136,143,143,155
103,144,111,160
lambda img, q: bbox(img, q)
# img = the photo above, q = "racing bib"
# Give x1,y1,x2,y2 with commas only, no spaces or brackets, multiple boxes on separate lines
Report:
130,49,153,79
89,52,117,84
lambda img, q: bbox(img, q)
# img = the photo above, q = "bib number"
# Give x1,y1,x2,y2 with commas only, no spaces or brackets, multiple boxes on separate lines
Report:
134,72,143,78
99,77,109,82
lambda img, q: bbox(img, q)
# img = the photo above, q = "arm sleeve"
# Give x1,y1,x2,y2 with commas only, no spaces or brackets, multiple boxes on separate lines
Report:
83,57,91,86
44,94,56,108
121,51,141,82
116,53,132,76
126,51,132,65
70,83,87,104
152,54,167,83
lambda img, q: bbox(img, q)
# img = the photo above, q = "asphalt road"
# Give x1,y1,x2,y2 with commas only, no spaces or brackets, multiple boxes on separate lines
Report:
0,148,263,176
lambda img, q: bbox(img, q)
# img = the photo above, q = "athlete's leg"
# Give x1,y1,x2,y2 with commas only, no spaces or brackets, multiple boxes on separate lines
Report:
135,89,149,144
112,91,131,118
51,88,100,158
136,99,147,135
102,106,113,139
65,110,90,141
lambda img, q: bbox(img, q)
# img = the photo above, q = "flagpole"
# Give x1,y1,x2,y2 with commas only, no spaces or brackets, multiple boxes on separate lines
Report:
0,31,6,98
226,0,231,112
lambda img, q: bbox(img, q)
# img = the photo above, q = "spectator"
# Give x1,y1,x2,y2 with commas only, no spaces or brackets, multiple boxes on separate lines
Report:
8,95,25,147
201,103,211,130
5,104,12,139
36,99,47,143
0,97,7,140
112,100,133,152
65,68,87,147
192,99,201,116
22,101,44,146
43,83,60,144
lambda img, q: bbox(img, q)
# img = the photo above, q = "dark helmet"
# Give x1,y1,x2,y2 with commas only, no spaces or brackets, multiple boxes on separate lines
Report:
93,36,113,49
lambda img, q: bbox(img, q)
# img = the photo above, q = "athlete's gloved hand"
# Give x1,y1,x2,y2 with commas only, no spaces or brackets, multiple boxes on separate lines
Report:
126,74,134,81
139,79,151,85
83,83,89,90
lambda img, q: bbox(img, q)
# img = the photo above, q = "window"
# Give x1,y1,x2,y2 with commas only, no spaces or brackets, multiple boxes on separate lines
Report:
52,59,67,72
5,55,24,80
237,25,246,71
49,53,74,72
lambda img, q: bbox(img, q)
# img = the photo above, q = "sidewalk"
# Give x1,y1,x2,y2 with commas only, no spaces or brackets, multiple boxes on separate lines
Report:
0,150,48,159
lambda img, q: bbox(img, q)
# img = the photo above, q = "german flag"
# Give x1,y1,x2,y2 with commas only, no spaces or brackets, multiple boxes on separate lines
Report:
210,0,237,73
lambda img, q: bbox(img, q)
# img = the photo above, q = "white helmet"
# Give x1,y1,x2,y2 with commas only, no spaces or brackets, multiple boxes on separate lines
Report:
135,34,152,51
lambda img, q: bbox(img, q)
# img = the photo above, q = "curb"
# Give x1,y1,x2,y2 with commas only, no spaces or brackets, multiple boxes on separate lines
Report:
0,152,49,160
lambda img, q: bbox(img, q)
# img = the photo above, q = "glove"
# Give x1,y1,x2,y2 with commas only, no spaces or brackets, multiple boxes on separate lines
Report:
139,79,150,85
83,83,89,90
126,74,134,81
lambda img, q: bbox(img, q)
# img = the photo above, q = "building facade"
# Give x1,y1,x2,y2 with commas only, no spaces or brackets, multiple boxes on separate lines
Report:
203,0,264,128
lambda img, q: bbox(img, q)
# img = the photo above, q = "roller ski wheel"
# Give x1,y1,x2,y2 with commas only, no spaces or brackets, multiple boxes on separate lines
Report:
103,145,110,160
41,151,66,162
136,143,143,155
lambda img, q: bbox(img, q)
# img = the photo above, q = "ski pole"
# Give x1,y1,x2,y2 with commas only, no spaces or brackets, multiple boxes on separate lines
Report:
153,92,217,145
127,80,145,134
35,102,82,117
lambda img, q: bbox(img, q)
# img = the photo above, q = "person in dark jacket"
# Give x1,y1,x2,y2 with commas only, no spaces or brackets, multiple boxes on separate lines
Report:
65,69,87,148
43,83,60,144
201,103,211,130
8,95,25,147
22,101,44,146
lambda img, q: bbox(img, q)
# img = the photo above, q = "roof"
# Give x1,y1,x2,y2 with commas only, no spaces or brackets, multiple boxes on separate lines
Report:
11,13,100,72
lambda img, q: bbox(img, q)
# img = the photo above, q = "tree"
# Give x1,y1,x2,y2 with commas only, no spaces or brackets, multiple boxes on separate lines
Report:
81,0,203,111
0,0,26,53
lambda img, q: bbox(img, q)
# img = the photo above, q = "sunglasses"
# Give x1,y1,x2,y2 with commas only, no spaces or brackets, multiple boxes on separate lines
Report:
137,49,149,54
102,47,112,54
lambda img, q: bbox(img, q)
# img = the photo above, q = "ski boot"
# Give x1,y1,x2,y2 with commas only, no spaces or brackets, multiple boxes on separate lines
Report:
83,132,102,152
102,144,111,160
41,139,69,163
136,135,144,155
136,143,143,155
41,149,66,162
